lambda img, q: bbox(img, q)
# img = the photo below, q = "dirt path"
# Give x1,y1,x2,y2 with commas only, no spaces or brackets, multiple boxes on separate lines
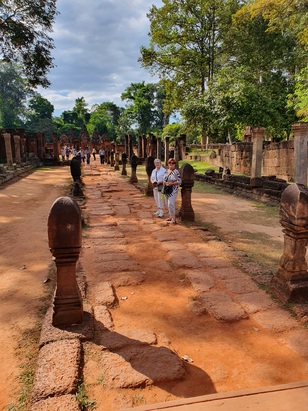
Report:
0,164,307,411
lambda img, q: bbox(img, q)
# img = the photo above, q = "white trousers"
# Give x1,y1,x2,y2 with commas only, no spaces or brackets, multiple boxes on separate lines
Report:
153,188,166,210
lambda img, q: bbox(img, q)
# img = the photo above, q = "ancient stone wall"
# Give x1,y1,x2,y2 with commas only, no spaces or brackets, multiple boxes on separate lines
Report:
185,139,305,182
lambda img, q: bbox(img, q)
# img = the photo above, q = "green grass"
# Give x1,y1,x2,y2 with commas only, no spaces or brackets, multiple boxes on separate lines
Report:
178,159,219,174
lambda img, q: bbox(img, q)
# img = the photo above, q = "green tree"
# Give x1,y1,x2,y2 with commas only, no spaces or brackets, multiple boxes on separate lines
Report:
24,93,55,141
121,82,167,135
0,0,58,87
88,102,122,141
140,0,240,144
0,61,27,128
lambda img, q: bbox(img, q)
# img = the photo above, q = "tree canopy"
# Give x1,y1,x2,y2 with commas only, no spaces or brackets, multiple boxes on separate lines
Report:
0,0,58,87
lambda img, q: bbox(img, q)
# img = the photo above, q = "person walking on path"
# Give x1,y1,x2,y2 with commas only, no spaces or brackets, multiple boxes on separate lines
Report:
99,148,105,164
150,159,166,218
92,147,97,161
163,158,181,224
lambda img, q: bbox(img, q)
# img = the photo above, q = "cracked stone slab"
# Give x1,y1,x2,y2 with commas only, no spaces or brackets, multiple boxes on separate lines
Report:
100,345,186,388
168,250,203,269
98,259,140,272
97,329,157,350
160,241,187,252
94,252,130,262
210,266,252,280
94,305,114,331
201,257,232,269
222,277,260,294
86,229,124,239
200,291,248,322
98,270,146,287
281,329,308,357
94,282,117,307
31,339,81,403
114,206,131,215
188,270,215,292
31,395,80,411
234,291,275,314
39,306,94,348
252,309,298,332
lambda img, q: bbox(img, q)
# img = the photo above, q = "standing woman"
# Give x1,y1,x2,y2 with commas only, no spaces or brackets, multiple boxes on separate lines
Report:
163,158,181,224
150,159,166,218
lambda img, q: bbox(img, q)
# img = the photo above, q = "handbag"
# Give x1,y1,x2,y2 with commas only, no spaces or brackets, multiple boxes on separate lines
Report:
161,184,172,195
158,183,163,192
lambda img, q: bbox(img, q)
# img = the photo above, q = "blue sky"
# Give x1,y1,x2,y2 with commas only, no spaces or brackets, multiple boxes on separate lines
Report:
39,0,162,117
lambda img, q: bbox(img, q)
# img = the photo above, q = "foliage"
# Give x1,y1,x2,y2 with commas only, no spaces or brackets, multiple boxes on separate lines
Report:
121,81,167,135
288,66,308,121
88,102,123,141
0,61,28,128
24,93,55,141
0,0,58,87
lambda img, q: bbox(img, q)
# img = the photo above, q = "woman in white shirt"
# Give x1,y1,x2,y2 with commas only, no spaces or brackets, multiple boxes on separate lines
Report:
150,159,166,218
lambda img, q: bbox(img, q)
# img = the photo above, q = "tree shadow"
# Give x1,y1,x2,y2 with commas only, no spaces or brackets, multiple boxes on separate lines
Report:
92,317,216,398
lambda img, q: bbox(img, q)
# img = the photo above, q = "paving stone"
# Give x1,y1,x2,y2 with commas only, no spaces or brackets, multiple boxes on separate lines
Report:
86,229,124,239
200,291,248,322
210,266,252,280
98,270,146,287
186,242,220,257
160,241,187,252
114,206,131,215
201,257,232,269
187,270,215,292
94,305,114,331
222,277,260,294
100,345,186,388
147,260,172,271
98,329,157,349
91,238,128,247
88,209,115,216
234,291,275,314
168,250,203,269
39,307,94,348
188,300,209,316
94,282,116,307
152,232,180,242
31,340,81,403
99,259,139,272
31,395,80,411
94,252,130,262
281,329,308,357
253,309,298,332
118,224,140,232
137,211,153,219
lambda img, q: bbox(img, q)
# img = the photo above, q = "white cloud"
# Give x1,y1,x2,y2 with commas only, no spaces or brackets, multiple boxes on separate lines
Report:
39,0,162,116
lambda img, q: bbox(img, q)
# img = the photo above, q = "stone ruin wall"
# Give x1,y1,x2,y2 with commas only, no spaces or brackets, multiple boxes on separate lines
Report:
189,140,302,182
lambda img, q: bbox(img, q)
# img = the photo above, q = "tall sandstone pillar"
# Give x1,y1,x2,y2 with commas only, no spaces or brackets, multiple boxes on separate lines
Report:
293,122,308,186
251,127,265,186
3,133,13,167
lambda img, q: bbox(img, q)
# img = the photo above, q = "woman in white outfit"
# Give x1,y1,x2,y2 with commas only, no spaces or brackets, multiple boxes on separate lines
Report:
163,158,181,224
150,159,166,218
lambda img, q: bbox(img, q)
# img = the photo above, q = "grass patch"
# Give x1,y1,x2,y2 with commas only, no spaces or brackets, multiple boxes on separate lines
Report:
76,379,97,410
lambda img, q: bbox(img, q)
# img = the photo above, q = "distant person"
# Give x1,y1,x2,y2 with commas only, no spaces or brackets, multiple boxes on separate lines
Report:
99,148,105,164
85,147,91,165
163,158,181,225
150,159,166,218
92,147,97,161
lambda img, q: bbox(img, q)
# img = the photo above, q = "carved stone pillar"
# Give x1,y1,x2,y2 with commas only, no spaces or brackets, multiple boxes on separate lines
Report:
179,163,195,221
48,197,83,326
270,183,308,302
164,136,170,166
129,154,138,183
3,133,13,167
13,135,21,165
145,156,155,196
293,122,308,186
251,127,265,187
121,152,128,176
114,151,120,171
156,137,162,160
52,132,59,160
138,135,143,158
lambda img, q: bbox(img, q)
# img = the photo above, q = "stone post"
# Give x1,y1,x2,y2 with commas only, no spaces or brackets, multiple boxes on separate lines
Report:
114,151,120,171
138,136,143,158
121,152,128,175
110,150,115,167
179,163,195,221
48,197,83,326
270,183,308,303
145,156,155,196
52,132,59,160
21,137,27,162
156,137,162,160
250,127,265,187
129,154,138,183
13,135,21,165
293,122,308,186
142,135,147,158
164,136,170,166
3,133,13,167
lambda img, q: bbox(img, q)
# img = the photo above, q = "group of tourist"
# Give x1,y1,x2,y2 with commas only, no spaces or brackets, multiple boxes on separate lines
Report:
150,158,181,225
